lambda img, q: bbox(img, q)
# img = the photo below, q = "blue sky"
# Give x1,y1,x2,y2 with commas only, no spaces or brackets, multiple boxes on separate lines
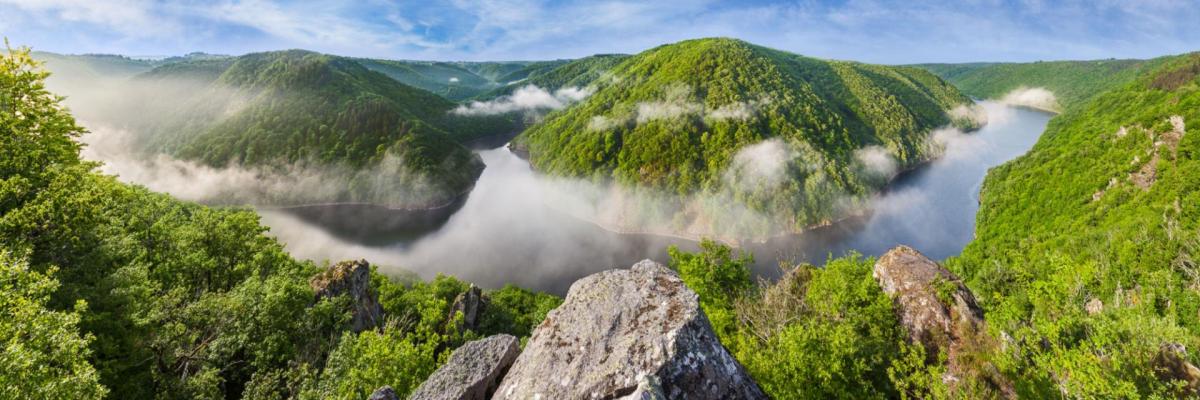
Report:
2,0,1198,63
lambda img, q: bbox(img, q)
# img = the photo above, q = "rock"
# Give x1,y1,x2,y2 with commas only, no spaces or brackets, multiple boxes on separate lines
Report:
618,376,667,400
1153,342,1200,395
408,334,520,400
449,284,485,333
1085,298,1104,315
874,246,984,359
494,260,766,400
874,246,1013,398
368,385,399,400
311,259,384,332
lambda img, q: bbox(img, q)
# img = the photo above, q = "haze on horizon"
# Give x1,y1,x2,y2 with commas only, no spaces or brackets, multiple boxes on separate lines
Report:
2,0,1198,64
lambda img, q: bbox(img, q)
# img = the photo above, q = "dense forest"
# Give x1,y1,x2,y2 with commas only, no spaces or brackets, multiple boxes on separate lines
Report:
516,38,976,238
1,46,559,399
85,50,520,208
654,52,1200,398
474,54,628,100
11,35,1200,399
916,58,1161,111
944,52,1200,396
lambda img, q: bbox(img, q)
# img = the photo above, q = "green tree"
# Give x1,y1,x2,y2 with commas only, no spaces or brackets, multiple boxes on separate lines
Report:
0,249,106,400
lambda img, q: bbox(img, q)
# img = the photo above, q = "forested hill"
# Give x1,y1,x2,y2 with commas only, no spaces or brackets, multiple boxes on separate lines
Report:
944,52,1200,396
109,50,519,207
916,58,1161,110
2,46,562,399
475,54,629,100
355,59,521,101
516,37,976,238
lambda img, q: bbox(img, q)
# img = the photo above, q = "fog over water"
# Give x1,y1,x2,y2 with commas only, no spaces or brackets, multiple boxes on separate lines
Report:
253,102,1052,294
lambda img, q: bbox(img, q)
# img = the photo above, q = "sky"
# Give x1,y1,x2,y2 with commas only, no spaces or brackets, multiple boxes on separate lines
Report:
1,0,1198,64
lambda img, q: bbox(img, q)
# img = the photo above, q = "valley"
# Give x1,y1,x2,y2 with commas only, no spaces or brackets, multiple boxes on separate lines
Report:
5,6,1200,396
255,101,1051,294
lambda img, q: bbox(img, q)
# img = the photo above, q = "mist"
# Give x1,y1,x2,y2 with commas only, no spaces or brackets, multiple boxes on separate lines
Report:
40,54,1050,293
999,86,1059,112
259,148,698,293
453,84,594,116
80,125,458,208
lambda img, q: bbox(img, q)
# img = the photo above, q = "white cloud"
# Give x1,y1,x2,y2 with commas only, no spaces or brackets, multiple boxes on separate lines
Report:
0,0,170,36
452,84,593,116
727,138,796,188
999,87,1060,112
854,145,898,177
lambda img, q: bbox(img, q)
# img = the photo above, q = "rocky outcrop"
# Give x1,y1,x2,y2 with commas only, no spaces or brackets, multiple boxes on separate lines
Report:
310,259,384,332
368,385,399,400
449,284,485,333
494,260,765,400
874,246,1013,397
408,334,520,400
874,246,985,356
1153,342,1200,395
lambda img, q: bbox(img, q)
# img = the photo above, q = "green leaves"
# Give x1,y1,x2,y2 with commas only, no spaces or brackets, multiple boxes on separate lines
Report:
0,250,106,400
519,38,972,235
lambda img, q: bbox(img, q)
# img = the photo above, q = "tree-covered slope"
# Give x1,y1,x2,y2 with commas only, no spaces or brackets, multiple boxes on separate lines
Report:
944,53,1200,396
115,50,517,207
517,38,975,238
917,58,1160,110
356,59,501,101
2,46,559,399
476,54,628,100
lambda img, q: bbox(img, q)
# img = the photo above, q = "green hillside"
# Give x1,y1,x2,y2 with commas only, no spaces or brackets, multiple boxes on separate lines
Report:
516,38,975,238
462,60,552,83
917,58,1160,110
942,53,1200,396
356,59,502,101
477,54,628,100
2,46,558,399
113,50,518,207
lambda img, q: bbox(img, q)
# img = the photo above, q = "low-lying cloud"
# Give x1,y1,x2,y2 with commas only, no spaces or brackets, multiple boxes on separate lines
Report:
854,145,898,177
999,86,1059,112
588,84,772,131
452,84,593,116
81,125,460,208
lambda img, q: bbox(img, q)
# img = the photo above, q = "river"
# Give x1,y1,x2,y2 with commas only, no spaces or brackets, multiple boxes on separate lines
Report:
258,102,1052,294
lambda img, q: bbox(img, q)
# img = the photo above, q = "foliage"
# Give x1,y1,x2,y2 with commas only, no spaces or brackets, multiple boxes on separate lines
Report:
476,54,629,100
1,44,559,399
0,249,107,400
83,50,517,207
917,58,1162,111
668,240,753,338
517,38,974,234
669,242,946,399
307,324,442,400
946,52,1200,397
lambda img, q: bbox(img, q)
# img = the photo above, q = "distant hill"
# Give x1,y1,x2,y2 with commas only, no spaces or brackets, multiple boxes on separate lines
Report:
515,38,976,238
916,58,1160,110
477,54,629,100
356,58,583,101
78,50,517,207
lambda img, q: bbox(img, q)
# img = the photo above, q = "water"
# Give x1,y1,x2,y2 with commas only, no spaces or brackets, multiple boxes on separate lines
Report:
259,103,1052,294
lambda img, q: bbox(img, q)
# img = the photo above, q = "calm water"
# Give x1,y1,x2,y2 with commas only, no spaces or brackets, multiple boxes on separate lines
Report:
259,103,1052,294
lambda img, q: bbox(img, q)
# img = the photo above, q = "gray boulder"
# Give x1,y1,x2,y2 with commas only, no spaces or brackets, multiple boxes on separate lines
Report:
449,284,485,333
407,334,520,400
368,385,399,400
311,259,384,332
1153,342,1200,395
874,246,1013,397
494,260,765,400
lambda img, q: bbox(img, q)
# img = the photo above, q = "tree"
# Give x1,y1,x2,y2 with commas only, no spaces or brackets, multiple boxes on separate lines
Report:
0,249,106,400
